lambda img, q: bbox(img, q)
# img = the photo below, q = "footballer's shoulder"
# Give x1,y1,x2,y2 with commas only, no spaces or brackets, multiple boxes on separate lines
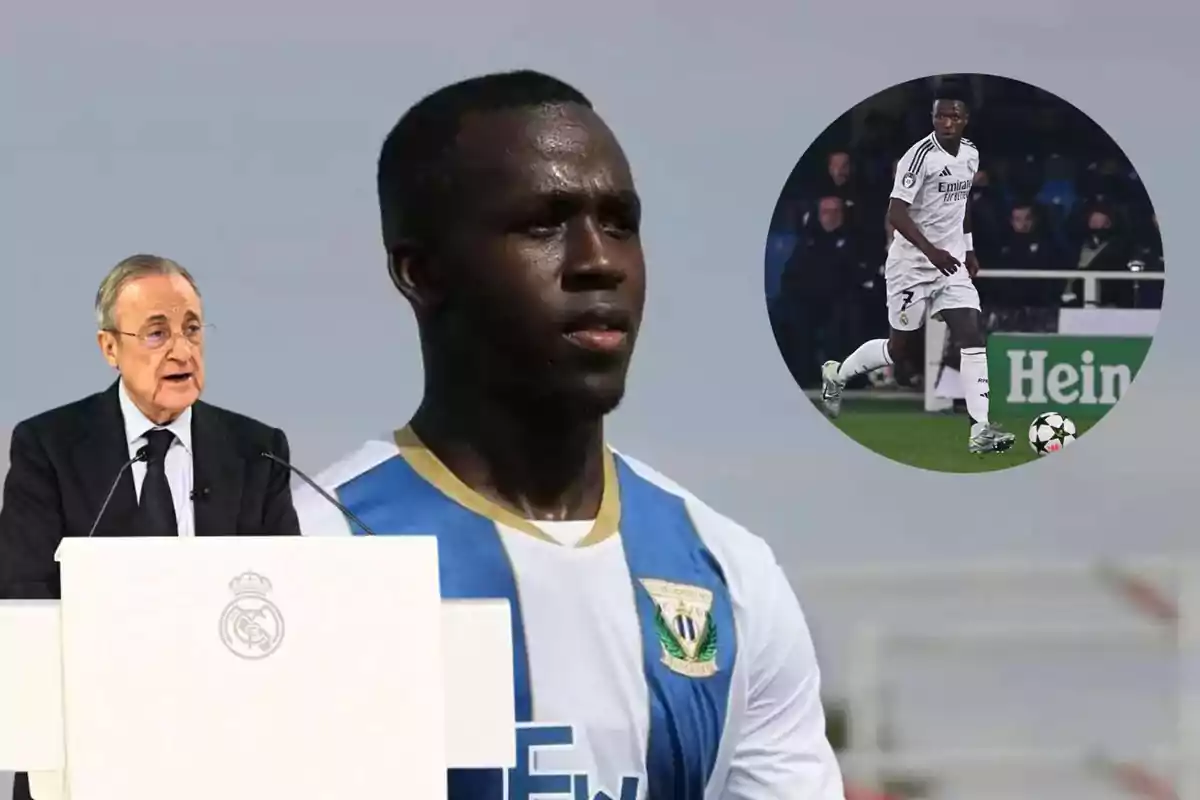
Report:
899,133,938,175
300,436,400,495
612,449,777,567
294,435,401,536
903,131,936,156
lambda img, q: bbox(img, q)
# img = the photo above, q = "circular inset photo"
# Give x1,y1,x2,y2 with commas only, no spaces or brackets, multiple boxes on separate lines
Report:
766,73,1164,473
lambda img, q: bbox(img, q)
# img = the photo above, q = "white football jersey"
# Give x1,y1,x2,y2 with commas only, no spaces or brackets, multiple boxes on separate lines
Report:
294,427,844,800
889,132,978,260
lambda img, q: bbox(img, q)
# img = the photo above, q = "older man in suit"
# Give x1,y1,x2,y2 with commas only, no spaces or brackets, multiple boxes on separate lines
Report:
0,254,300,800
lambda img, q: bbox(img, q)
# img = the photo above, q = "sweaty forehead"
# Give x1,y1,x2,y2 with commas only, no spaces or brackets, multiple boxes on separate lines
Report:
453,104,633,196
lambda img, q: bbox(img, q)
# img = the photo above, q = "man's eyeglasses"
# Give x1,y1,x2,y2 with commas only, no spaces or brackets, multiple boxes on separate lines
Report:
107,322,213,351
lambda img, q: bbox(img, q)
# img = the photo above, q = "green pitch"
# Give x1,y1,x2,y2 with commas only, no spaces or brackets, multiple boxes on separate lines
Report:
819,396,1101,473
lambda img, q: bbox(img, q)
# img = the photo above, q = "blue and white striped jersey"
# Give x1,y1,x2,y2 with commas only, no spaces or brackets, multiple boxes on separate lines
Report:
294,427,843,800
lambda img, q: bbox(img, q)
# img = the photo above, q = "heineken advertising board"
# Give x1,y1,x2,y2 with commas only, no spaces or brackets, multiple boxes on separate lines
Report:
988,334,1152,416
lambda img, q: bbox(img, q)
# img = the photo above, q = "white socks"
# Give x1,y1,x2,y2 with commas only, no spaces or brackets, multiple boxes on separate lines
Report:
960,346,990,426
837,339,893,384
835,341,991,428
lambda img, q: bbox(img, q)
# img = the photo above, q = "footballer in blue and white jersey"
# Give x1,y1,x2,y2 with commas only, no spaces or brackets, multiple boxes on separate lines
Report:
295,428,843,800
297,68,845,800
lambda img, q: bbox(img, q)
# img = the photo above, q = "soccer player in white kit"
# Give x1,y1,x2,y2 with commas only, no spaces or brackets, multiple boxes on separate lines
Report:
819,84,1016,454
294,71,845,800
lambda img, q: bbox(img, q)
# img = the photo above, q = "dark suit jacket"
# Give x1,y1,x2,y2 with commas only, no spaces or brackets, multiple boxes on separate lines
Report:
0,382,301,800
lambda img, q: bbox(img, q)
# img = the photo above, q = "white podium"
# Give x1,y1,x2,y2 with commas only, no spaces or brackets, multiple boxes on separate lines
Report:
0,536,516,800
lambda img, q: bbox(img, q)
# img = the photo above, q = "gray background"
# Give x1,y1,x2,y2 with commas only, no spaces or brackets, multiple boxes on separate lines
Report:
1,1,1193,797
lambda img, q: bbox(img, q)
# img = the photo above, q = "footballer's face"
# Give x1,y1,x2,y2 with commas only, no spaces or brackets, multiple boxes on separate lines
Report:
419,102,646,418
932,100,968,143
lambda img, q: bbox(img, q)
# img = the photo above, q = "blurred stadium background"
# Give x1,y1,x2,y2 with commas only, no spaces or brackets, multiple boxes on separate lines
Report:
766,74,1164,471
800,557,1192,800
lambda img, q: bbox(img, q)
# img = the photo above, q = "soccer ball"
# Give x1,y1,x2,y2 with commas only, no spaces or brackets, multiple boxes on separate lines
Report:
1028,411,1077,456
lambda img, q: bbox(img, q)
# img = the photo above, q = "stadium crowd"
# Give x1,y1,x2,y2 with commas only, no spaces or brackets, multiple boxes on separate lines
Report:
767,74,1164,390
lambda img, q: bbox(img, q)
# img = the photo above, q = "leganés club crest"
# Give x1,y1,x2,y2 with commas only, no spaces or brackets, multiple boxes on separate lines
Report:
640,578,718,678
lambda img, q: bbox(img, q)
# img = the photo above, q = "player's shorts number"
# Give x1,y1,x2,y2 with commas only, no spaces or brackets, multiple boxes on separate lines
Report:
898,289,915,312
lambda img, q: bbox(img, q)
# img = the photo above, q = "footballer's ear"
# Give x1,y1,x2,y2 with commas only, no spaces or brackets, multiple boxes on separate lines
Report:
387,240,444,311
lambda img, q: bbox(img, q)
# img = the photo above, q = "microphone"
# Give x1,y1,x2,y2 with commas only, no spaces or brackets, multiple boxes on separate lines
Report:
86,445,150,538
259,451,377,536
190,487,211,502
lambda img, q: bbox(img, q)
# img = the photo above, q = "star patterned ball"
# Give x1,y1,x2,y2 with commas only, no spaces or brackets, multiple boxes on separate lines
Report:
1028,411,1077,456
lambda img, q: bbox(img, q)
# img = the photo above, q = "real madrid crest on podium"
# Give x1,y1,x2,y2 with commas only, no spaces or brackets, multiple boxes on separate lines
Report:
219,571,285,659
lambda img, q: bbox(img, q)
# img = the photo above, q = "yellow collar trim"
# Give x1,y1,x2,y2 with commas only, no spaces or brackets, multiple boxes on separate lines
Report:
392,426,621,548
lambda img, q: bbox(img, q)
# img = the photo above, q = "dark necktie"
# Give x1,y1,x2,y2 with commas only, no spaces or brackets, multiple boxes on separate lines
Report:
140,428,178,536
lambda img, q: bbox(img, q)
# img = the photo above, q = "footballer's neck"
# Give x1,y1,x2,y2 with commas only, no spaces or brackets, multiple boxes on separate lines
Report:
936,134,961,155
410,390,607,523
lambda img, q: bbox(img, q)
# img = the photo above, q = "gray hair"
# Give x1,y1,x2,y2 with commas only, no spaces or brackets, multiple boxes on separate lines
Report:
95,254,201,330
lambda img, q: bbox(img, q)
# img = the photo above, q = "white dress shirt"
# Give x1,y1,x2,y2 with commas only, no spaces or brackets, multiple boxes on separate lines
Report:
118,380,195,537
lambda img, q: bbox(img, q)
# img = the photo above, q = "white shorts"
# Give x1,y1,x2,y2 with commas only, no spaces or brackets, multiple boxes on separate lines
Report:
885,257,980,332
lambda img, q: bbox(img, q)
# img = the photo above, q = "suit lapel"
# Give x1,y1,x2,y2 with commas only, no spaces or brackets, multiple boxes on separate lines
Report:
191,402,244,536
74,381,142,537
